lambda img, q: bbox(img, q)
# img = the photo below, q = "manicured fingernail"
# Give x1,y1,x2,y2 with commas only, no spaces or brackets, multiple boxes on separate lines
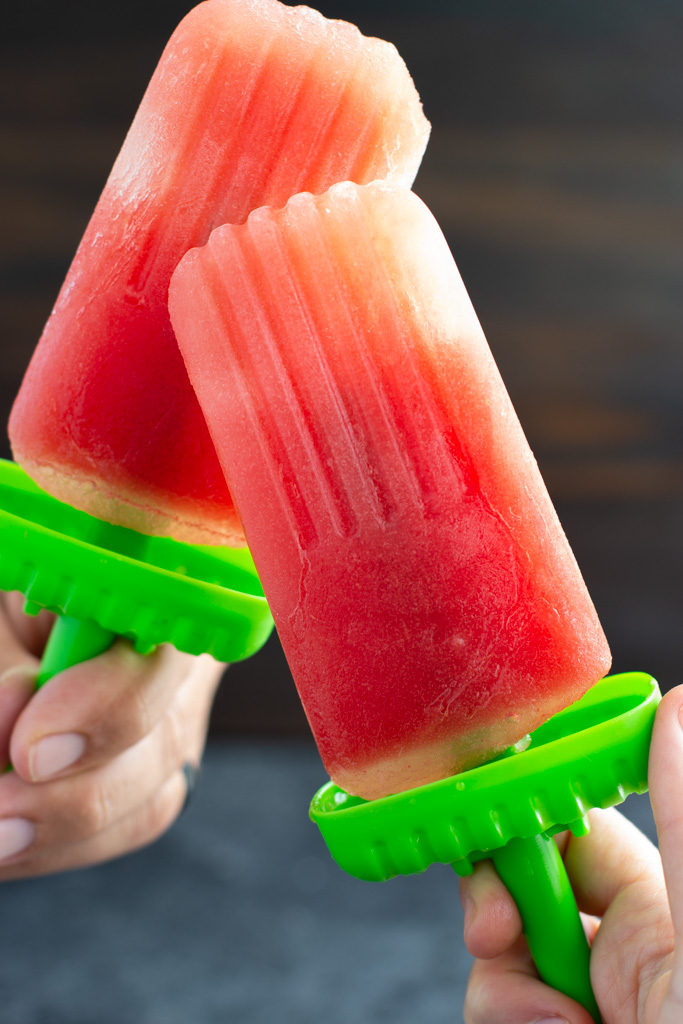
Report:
30,733,87,781
0,818,35,861
530,1018,568,1024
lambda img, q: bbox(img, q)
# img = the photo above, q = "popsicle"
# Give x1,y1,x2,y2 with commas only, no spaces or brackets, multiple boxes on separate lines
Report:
168,180,612,800
8,0,429,546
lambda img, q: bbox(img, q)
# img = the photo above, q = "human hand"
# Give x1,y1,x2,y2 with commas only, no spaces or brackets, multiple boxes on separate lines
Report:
0,591,224,878
460,683,683,1024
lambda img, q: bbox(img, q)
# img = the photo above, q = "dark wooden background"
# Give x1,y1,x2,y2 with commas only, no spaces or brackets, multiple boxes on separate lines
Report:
1,1,682,734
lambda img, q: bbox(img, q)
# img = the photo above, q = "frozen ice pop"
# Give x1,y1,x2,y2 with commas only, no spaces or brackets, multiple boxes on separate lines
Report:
9,0,429,545
168,181,612,800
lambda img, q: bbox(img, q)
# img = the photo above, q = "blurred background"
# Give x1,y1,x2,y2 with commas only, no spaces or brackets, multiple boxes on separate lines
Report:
0,1,681,1021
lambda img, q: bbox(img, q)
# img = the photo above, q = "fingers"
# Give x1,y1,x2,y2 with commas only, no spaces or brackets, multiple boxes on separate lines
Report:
464,935,597,1024
649,685,683,936
560,807,662,920
463,806,661,964
1,591,54,659
463,687,683,1024
0,654,221,878
459,860,522,959
0,598,224,879
644,684,683,1022
0,594,41,767
9,641,222,783
0,770,189,880
0,668,35,770
464,884,670,1024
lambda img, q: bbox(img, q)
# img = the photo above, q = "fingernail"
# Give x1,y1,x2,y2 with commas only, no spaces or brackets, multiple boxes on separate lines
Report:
30,733,86,781
0,818,35,862
0,666,36,689
530,1018,568,1024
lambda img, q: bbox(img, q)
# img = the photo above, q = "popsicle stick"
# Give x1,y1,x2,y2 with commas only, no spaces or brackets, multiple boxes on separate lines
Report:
32,516,134,688
36,615,117,688
491,833,601,1024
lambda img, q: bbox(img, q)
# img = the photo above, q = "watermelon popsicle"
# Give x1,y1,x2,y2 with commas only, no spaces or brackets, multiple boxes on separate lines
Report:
9,0,429,545
168,181,612,800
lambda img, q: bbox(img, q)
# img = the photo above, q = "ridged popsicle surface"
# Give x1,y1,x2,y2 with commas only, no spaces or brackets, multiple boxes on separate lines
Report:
9,0,429,545
169,181,611,799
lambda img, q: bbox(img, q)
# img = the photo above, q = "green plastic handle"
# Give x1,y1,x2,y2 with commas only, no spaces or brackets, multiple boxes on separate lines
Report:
491,833,600,1023
36,615,117,688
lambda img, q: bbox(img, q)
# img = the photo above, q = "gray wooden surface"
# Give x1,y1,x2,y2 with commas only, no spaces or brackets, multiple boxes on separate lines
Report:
0,738,657,1024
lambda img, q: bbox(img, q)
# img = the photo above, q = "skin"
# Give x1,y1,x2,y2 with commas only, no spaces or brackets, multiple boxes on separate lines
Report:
460,684,683,1024
0,591,224,878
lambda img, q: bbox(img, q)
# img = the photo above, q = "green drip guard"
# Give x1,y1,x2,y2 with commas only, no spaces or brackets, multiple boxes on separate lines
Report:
311,671,661,1024
0,459,274,679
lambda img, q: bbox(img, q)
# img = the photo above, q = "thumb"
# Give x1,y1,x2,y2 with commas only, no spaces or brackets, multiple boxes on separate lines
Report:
647,684,683,1023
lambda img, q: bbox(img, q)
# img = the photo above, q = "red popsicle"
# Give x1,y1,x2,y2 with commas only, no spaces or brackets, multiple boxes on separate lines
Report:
9,0,429,545
168,181,611,799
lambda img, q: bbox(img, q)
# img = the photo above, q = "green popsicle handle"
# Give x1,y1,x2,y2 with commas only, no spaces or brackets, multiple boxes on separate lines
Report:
491,833,600,1023
36,615,117,689
31,512,137,689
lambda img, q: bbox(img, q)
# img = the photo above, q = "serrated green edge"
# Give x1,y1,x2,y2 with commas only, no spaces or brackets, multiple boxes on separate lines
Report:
0,461,273,662
310,672,660,881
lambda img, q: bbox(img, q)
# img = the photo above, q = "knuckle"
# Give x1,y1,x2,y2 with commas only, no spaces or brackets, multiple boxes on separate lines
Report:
72,777,112,837
161,703,190,770
121,686,155,747
129,777,184,850
149,783,183,839
92,683,155,757
635,925,676,1018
